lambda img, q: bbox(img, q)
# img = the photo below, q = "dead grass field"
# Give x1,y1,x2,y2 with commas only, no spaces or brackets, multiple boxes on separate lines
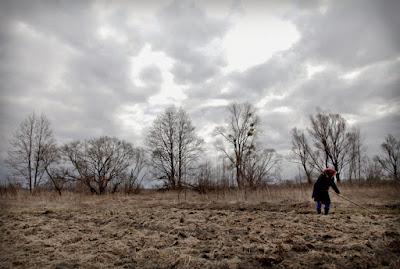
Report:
1,183,400,269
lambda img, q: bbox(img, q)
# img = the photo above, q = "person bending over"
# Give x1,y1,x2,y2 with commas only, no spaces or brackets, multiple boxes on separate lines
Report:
312,167,340,215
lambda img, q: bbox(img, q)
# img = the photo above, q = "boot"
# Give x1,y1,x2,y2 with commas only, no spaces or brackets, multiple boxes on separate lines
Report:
317,208,321,214
324,208,329,215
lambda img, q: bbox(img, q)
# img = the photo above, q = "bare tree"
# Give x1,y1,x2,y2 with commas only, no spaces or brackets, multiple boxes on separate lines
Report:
290,127,314,184
147,107,176,188
147,106,203,189
43,145,68,195
215,103,258,188
375,134,399,181
214,156,235,190
308,113,331,168
6,112,57,193
62,136,137,194
243,148,281,187
176,108,204,186
195,161,215,193
347,127,364,182
308,112,350,182
122,147,147,193
364,156,384,182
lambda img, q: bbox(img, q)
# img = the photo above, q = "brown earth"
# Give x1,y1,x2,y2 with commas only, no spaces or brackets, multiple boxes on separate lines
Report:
0,185,399,269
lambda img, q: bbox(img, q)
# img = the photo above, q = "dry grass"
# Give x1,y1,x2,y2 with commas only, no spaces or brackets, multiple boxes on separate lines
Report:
1,183,400,269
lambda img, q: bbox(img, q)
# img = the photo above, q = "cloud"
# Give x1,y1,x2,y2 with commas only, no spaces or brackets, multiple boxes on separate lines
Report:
150,0,229,84
139,65,163,86
224,51,306,101
0,0,399,180
0,0,147,177
198,0,400,181
290,0,400,68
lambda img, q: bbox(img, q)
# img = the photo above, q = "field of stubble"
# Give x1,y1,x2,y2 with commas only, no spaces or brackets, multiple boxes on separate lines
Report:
1,184,400,269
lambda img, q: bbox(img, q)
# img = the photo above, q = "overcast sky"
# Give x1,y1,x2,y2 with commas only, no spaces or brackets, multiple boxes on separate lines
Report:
0,0,399,180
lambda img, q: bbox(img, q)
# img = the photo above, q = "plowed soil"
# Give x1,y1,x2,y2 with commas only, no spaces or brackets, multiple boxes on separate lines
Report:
1,187,399,268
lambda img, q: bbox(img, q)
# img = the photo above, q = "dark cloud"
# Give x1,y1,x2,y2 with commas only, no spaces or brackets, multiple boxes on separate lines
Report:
0,0,150,139
139,65,163,86
217,0,400,156
0,1,98,50
0,0,148,178
358,113,400,155
0,0,399,180
223,51,306,101
150,0,229,84
291,0,400,68
284,58,400,117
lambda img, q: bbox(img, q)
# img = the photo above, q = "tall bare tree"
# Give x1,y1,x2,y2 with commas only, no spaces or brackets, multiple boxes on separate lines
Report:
290,127,314,184
176,108,204,186
243,148,281,187
62,136,137,194
375,134,399,181
147,106,203,189
6,112,57,193
308,113,331,168
347,127,364,182
308,112,350,182
147,107,176,188
215,103,258,188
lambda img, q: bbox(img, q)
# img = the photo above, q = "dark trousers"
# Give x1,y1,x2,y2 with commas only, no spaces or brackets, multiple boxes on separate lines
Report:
316,201,330,214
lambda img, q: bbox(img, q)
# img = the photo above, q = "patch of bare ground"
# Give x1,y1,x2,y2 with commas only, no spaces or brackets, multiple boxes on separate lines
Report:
0,184,399,268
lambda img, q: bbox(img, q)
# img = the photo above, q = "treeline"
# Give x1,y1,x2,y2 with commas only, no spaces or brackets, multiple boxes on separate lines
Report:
290,113,399,184
4,103,400,195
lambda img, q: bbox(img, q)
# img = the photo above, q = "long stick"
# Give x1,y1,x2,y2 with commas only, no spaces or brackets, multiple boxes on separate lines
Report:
336,193,373,213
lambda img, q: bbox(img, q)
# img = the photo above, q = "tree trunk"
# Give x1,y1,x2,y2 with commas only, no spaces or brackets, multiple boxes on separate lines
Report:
325,154,329,169
348,166,353,183
170,149,175,188
236,164,241,188
303,163,313,184
28,141,33,194
45,167,62,196
306,172,313,184
178,150,182,189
